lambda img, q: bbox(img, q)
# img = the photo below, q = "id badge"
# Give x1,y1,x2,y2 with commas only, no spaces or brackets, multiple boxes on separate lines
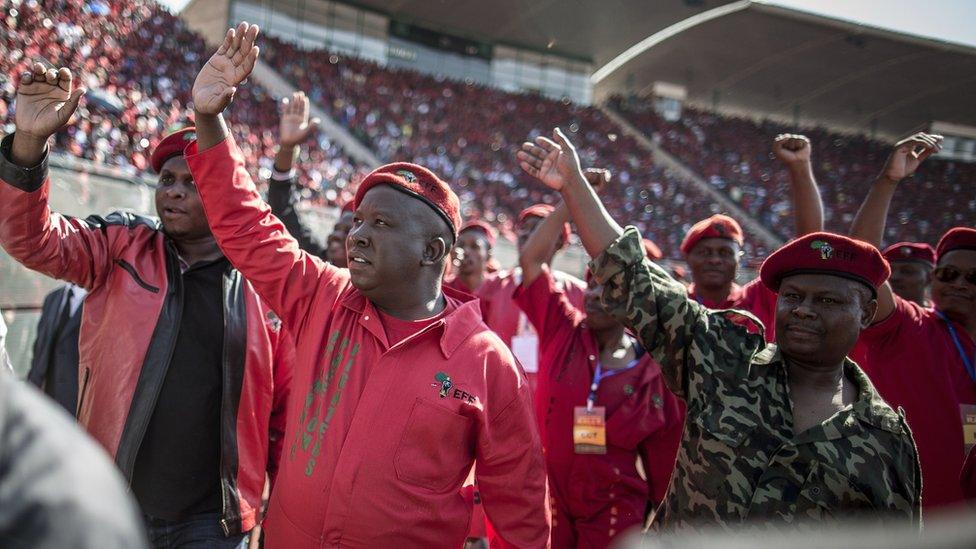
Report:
961,404,976,454
511,334,539,374
573,406,607,454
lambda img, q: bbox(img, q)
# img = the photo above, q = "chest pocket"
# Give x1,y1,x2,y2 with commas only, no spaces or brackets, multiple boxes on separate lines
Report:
693,400,758,449
394,398,475,492
795,461,873,521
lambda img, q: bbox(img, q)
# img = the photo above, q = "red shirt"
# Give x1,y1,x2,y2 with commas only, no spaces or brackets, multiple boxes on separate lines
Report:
478,268,586,347
857,295,976,509
377,308,448,347
187,136,550,549
688,279,778,342
515,268,684,543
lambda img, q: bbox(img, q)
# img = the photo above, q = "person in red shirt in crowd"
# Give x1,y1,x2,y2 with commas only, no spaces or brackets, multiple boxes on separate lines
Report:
682,134,826,341
447,220,497,294
186,24,549,548
514,166,683,547
0,63,292,546
882,242,936,308
477,189,592,386
850,131,976,510
266,91,356,268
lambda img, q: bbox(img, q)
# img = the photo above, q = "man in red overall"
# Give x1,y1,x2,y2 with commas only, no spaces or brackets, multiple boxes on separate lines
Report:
186,23,550,548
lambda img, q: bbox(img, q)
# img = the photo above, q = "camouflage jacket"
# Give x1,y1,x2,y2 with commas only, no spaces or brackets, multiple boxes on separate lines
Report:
590,228,921,530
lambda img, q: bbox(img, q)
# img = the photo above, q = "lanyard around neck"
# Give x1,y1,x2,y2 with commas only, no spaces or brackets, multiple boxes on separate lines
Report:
936,310,976,383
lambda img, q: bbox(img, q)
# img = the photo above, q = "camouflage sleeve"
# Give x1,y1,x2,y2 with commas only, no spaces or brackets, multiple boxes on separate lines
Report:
892,419,922,528
588,227,711,401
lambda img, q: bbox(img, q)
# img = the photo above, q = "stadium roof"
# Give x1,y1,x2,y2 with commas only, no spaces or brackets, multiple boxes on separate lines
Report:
252,0,739,64
591,1,976,138
200,1,976,137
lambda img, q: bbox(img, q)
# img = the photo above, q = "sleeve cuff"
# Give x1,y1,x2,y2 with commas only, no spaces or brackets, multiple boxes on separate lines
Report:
588,226,646,285
270,168,296,183
0,133,49,192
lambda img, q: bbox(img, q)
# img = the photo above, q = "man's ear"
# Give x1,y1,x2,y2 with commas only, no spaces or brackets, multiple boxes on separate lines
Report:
860,297,879,329
422,236,450,266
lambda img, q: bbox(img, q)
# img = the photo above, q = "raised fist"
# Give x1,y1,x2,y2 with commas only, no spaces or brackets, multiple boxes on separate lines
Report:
772,133,811,168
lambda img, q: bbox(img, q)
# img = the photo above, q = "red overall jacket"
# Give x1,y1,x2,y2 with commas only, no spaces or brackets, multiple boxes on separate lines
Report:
0,133,292,534
185,135,550,548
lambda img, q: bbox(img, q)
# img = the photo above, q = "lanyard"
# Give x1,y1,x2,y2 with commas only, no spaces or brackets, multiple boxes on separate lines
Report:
936,310,976,383
587,349,642,410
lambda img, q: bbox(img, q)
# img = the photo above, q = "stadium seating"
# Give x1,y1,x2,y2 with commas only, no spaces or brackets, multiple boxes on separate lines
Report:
258,35,739,259
0,0,363,204
610,96,976,246
4,2,968,257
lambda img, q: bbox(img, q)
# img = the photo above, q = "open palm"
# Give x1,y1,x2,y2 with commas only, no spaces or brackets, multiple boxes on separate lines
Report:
15,63,85,140
517,128,584,191
193,22,260,115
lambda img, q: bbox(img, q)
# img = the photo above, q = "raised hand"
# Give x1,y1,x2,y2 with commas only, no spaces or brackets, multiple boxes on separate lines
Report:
14,63,86,141
772,133,812,168
279,92,320,148
582,168,611,194
193,22,260,115
881,132,943,182
516,127,584,191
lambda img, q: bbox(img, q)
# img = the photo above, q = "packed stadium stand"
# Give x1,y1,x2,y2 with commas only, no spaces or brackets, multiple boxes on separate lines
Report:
610,96,976,245
0,0,363,202
2,0,974,320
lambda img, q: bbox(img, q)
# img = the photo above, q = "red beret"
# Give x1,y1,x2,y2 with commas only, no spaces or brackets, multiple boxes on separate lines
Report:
936,227,976,260
460,220,496,248
339,200,355,215
518,203,571,248
680,214,744,256
760,232,890,296
882,242,935,267
354,162,461,239
642,238,663,260
150,127,196,173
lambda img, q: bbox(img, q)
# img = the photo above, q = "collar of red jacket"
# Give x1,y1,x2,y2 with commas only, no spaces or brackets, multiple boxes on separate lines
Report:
339,285,483,358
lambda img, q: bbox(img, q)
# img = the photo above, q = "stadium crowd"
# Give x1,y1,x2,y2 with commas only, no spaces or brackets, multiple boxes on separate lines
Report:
0,7,974,549
610,96,976,246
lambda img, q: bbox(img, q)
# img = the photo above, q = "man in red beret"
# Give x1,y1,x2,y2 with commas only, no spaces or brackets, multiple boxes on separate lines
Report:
519,127,920,529
882,242,936,307
515,161,683,546
266,91,356,267
679,134,825,342
850,132,975,510
446,220,497,294
0,62,292,546
476,199,587,388
185,24,549,548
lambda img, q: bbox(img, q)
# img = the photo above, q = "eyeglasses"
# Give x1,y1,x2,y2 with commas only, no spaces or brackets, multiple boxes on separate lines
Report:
933,266,976,285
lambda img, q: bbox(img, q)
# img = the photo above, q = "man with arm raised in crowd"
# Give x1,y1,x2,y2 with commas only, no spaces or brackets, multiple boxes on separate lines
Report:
185,23,549,548
850,132,975,510
0,62,292,547
517,127,920,529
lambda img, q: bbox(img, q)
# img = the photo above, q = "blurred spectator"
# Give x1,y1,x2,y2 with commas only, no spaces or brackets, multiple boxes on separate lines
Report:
0,369,148,549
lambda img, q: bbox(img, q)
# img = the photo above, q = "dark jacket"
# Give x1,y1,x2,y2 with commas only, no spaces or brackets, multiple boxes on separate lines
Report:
267,171,327,258
27,284,83,413
0,369,148,548
0,133,293,535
